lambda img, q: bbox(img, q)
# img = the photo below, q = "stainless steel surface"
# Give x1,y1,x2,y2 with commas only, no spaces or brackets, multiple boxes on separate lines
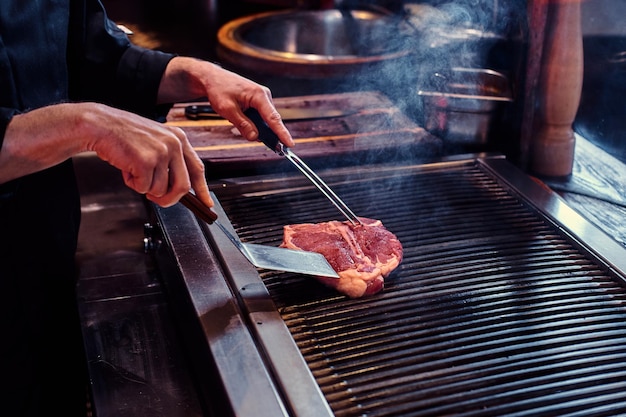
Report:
245,108,362,226
180,192,339,278
417,68,513,145
154,154,626,416
154,198,330,417
216,9,412,80
417,68,512,102
220,9,408,59
73,154,205,417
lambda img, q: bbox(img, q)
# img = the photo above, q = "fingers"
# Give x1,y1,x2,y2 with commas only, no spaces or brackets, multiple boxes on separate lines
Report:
245,92,295,147
260,108,295,148
84,105,208,208
115,126,193,208
145,127,207,208
146,127,213,209
181,136,214,208
233,104,294,148
121,147,173,199
207,84,295,148
237,117,258,142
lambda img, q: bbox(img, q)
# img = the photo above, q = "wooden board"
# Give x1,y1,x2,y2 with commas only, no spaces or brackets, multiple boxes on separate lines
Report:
166,91,442,177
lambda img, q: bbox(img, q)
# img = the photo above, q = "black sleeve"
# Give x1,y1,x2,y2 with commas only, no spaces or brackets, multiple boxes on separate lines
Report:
0,107,18,152
68,0,176,119
114,45,176,119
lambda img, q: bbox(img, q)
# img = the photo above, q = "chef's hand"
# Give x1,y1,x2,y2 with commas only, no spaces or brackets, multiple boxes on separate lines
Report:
0,102,212,209
157,57,295,148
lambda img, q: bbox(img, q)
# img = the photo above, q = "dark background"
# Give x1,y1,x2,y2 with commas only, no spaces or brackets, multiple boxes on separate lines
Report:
102,0,626,163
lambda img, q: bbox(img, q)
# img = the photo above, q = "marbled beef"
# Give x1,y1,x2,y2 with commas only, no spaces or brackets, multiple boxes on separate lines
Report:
280,217,403,298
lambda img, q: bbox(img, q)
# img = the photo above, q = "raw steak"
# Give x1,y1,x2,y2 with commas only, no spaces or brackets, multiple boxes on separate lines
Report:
280,217,403,298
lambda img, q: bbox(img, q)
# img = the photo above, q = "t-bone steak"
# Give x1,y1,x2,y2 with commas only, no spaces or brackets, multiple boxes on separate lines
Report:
280,217,403,298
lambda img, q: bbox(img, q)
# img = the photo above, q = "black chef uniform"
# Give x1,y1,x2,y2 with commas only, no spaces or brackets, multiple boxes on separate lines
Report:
0,1,174,415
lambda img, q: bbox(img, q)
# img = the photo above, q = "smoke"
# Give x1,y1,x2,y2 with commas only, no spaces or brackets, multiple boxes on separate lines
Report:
329,0,524,162
217,2,525,163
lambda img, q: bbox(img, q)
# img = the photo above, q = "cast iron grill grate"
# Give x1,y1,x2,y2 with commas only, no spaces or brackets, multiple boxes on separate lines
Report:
211,160,626,416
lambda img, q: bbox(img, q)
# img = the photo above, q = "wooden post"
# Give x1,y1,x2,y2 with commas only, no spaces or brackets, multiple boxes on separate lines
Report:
530,0,584,178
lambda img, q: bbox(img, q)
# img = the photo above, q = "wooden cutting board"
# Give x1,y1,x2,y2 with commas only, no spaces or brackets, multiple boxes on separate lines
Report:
166,91,442,178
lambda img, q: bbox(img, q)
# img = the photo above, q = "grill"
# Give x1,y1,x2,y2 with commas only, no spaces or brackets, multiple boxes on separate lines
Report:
152,155,626,417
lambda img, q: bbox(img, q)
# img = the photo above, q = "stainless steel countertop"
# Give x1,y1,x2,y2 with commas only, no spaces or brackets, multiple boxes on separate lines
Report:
74,154,205,417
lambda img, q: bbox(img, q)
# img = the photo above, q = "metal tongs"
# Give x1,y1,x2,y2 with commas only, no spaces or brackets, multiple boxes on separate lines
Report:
245,108,363,226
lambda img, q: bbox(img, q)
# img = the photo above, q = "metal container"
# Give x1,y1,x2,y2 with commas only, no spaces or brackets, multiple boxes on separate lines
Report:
217,9,411,77
216,9,413,96
417,68,513,146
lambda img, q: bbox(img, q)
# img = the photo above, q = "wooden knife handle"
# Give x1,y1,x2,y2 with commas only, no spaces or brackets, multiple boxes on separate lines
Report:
180,192,218,224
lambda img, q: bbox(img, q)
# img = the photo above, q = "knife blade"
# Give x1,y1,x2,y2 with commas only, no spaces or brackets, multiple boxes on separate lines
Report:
185,104,352,122
244,108,362,226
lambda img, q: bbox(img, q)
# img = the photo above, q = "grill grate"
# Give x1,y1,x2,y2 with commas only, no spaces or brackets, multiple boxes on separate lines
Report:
211,160,626,416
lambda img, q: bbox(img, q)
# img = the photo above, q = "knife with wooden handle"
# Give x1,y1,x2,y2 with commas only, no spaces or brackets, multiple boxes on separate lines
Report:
185,104,352,122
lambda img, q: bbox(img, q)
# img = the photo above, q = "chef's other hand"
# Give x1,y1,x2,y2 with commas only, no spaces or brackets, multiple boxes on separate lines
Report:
86,104,213,208
1,102,213,209
157,57,295,148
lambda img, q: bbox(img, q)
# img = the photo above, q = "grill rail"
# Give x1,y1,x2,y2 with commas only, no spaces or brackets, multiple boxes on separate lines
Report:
156,156,626,416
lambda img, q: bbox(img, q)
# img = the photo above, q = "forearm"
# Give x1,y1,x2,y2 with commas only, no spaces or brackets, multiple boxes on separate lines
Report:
0,100,212,208
0,103,92,184
156,57,219,104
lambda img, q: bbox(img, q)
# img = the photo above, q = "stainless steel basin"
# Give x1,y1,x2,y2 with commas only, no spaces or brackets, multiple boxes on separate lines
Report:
216,9,411,79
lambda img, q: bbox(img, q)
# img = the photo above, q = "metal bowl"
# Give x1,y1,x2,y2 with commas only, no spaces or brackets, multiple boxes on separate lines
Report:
417,68,513,145
216,9,411,79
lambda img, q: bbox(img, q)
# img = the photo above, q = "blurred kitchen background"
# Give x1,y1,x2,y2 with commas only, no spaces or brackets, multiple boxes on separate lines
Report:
101,0,626,164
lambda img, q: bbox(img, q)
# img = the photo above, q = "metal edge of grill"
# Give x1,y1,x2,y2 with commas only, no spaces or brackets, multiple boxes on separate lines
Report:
153,154,626,417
